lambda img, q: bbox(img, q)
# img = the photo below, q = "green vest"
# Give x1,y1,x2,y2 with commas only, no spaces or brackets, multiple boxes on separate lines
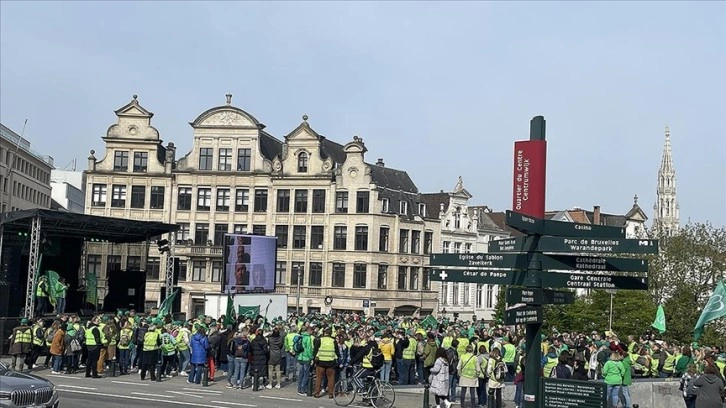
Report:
317,336,336,362
403,338,417,360
460,353,477,378
15,328,32,344
543,356,558,377
85,327,98,346
143,330,160,351
503,343,516,363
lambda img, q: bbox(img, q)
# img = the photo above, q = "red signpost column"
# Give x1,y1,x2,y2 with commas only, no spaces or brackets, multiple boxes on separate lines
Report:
512,140,547,219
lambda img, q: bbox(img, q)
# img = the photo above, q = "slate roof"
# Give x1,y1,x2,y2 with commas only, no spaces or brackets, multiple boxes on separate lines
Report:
470,207,505,233
369,165,418,194
259,131,283,161
487,211,524,236
320,137,347,165
419,193,449,217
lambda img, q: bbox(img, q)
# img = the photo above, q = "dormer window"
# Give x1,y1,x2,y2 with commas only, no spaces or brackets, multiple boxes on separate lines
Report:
400,200,408,215
381,198,390,213
418,203,427,217
297,152,308,173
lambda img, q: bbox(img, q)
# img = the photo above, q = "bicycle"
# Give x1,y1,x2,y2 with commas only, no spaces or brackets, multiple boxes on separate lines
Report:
333,367,395,408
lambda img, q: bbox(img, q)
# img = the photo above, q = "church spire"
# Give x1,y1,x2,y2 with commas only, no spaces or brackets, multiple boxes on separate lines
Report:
653,125,679,236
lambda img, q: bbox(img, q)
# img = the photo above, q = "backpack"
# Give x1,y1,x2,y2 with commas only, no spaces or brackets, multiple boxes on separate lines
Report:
161,335,175,353
70,337,82,352
293,335,304,354
370,349,384,370
119,333,131,347
493,360,507,381
235,339,250,358
45,328,56,344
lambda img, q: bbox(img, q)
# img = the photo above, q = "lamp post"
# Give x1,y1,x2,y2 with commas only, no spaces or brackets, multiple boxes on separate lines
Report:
605,289,617,333
296,266,302,315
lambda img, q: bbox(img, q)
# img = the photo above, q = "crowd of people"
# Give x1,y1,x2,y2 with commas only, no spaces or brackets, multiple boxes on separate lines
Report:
7,311,726,408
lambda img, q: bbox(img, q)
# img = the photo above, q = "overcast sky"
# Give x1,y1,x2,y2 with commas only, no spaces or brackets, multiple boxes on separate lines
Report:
1,1,724,227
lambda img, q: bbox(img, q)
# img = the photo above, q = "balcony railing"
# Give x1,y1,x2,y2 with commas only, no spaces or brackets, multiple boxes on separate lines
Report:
274,285,438,301
175,246,223,256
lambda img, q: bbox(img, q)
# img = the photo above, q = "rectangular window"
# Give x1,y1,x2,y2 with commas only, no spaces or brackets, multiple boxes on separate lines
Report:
423,267,431,290
292,226,306,249
113,151,128,171
150,186,165,209
197,188,211,211
312,189,326,213
214,224,227,245
382,198,390,213
176,223,190,242
177,262,187,282
252,225,266,235
424,232,433,255
310,226,324,249
235,189,249,212
353,264,367,289
192,261,205,282
276,189,290,212
309,262,322,286
409,267,419,290
216,188,231,211
454,242,461,253
87,254,101,275
130,186,145,208
111,185,127,208
218,148,232,171
107,255,121,274
91,184,107,206
377,265,388,289
465,243,473,253
442,241,450,253
146,257,160,281
177,187,192,210
276,262,286,285
400,200,408,215
356,191,370,213
487,285,494,308
419,203,427,217
333,226,347,250
332,263,346,288
294,190,308,213
199,148,213,170
211,261,223,282
290,262,304,285
355,226,368,251
254,189,268,212
399,229,409,253
195,223,209,245
379,227,389,252
397,266,407,290
411,231,421,254
275,225,289,248
335,192,348,213
237,148,251,171
127,256,141,271
133,152,148,173
233,224,247,234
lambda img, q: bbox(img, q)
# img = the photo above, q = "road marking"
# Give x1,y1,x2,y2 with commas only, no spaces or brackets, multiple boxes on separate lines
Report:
181,387,222,393
55,384,98,390
57,389,227,408
48,374,82,380
258,395,303,402
211,401,257,407
132,392,161,397
112,380,150,386
168,391,204,399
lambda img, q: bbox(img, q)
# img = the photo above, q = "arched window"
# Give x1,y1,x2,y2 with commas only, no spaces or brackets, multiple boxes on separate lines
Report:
297,152,308,173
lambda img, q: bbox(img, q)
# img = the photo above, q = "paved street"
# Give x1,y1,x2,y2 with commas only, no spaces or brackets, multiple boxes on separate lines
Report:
25,368,426,408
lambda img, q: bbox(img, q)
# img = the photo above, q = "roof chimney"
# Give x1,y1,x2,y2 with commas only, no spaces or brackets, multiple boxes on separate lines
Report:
376,158,385,167
593,205,601,225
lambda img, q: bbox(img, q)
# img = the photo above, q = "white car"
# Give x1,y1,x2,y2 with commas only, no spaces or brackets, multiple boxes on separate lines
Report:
0,362,59,408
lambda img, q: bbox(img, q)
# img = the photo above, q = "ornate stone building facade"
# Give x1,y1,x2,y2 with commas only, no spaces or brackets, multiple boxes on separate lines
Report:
84,95,441,317
420,178,510,321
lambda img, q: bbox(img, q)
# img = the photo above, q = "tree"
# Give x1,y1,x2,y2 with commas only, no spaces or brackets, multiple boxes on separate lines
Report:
646,223,726,343
493,286,506,325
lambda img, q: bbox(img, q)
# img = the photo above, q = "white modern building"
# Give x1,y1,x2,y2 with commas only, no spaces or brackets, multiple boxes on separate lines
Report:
51,169,86,213
0,123,53,212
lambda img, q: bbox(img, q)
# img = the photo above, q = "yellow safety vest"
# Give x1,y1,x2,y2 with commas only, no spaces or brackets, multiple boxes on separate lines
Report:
456,338,470,356
98,323,108,346
14,328,32,344
85,327,98,346
441,336,453,350
663,352,677,373
32,325,44,346
143,330,160,351
118,328,133,350
403,339,417,360
317,336,336,362
36,281,47,297
362,348,374,369
503,343,516,363
44,328,54,346
477,340,490,354
460,353,477,378
715,361,725,375
176,328,190,351
543,356,558,377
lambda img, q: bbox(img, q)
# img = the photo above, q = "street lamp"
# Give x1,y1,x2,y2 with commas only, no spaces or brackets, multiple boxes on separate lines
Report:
296,266,303,315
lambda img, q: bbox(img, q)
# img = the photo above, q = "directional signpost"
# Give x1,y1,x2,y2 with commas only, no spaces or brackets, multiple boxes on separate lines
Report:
428,116,655,408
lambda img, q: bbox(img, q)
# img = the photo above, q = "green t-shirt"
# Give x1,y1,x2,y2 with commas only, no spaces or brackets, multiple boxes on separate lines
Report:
621,356,632,386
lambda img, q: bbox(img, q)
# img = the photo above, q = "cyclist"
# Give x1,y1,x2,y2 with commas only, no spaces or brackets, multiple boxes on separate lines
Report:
349,329,379,390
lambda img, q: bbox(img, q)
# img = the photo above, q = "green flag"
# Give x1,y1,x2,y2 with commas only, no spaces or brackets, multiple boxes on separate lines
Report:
651,304,666,334
421,315,437,330
223,295,236,327
694,280,726,341
46,270,60,307
158,288,179,317
86,272,97,307
238,305,260,321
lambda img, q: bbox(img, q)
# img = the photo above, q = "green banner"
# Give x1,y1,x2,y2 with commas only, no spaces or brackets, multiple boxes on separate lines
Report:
238,305,260,321
158,288,179,317
86,272,98,307
46,270,60,307
694,280,726,341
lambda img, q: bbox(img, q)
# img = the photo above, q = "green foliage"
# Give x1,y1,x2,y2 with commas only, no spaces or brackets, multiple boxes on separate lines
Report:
493,286,506,324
